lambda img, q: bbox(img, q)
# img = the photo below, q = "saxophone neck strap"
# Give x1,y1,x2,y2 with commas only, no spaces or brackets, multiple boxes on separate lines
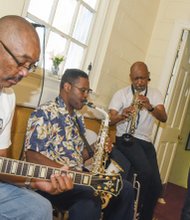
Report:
74,117,94,158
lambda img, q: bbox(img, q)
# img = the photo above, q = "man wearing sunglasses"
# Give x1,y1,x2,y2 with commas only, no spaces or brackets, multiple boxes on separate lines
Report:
0,15,73,220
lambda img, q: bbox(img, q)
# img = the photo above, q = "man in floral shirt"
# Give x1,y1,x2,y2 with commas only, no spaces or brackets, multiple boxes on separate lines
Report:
25,68,134,220
25,95,85,171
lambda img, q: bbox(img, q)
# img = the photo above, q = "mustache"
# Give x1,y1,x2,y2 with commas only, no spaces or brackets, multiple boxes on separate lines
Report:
7,75,23,82
136,87,145,92
82,99,88,104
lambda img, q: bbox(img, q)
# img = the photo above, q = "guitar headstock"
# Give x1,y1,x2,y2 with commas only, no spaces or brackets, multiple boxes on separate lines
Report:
90,173,123,196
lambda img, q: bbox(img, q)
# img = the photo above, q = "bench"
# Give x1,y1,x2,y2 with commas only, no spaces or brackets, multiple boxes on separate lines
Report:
10,105,116,160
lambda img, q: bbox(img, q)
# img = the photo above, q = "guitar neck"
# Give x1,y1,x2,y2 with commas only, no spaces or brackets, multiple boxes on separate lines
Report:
0,156,92,186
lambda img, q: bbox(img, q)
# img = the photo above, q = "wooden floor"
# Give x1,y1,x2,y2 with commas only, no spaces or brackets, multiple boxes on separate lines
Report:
154,182,187,220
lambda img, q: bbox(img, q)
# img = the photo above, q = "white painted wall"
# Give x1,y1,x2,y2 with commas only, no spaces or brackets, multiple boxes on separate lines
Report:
93,0,160,107
93,0,190,110
0,0,25,16
146,0,190,96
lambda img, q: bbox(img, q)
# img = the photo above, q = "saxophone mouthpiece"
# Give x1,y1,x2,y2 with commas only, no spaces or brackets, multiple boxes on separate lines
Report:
83,100,95,108
82,100,88,105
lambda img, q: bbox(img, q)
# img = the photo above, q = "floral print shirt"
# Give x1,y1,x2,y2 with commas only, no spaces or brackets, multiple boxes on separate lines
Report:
25,96,86,171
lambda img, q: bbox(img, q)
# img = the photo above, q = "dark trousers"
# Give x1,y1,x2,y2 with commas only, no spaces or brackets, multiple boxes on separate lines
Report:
115,136,162,220
181,168,190,220
110,147,131,179
37,179,134,220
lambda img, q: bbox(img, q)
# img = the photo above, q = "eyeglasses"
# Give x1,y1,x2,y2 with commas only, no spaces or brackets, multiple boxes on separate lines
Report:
0,40,37,73
71,84,92,95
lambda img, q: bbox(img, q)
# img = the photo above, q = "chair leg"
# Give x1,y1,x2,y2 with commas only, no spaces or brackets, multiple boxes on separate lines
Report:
53,208,68,220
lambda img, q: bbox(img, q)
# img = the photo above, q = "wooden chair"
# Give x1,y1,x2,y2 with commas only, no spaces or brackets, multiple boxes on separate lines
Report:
10,105,34,159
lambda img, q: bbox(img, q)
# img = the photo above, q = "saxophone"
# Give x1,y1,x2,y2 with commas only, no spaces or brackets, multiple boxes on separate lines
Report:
84,101,123,208
122,91,141,142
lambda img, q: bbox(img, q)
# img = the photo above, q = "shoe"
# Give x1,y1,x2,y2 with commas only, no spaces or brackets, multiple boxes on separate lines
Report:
158,197,166,204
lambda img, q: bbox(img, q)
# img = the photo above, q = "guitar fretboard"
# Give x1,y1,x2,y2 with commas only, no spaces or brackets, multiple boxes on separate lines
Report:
0,156,122,196
0,156,92,186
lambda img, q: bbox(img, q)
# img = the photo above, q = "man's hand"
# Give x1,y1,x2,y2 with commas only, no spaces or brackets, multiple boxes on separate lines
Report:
137,95,167,122
105,137,113,153
31,167,73,195
121,106,135,119
137,94,152,110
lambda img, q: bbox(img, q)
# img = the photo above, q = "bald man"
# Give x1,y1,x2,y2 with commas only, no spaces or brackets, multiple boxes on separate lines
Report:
0,15,73,220
108,61,167,220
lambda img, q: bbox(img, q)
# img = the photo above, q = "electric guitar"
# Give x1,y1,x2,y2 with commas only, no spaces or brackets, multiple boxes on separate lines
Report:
0,156,123,197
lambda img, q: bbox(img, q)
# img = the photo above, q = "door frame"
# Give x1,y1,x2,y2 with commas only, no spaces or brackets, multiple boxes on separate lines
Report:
154,21,190,184
154,20,190,148
158,20,190,100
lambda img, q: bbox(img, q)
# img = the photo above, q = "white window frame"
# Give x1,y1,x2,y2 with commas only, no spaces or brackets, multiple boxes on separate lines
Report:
22,0,118,92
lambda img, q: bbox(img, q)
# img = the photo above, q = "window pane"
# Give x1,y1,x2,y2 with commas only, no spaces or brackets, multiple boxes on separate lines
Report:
45,32,66,70
26,18,44,53
83,0,98,9
28,0,53,22
73,5,93,44
26,0,102,77
34,26,46,67
64,43,84,70
53,0,77,34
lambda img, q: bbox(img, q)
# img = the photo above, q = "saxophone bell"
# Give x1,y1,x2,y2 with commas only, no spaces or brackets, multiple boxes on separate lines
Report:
106,159,124,174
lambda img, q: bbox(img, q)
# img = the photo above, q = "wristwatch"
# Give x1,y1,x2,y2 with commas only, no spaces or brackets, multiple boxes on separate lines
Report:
148,105,154,112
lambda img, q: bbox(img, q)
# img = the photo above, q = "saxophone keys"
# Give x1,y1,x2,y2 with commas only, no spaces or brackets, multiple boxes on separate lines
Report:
97,185,102,190
112,176,116,180
110,188,115,193
105,176,110,180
